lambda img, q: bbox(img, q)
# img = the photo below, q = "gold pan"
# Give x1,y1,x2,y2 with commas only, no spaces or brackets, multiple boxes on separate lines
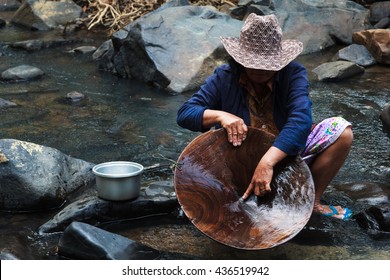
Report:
174,127,315,249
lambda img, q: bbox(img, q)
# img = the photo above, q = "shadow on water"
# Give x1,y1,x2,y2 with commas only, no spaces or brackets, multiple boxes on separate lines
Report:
0,22,389,259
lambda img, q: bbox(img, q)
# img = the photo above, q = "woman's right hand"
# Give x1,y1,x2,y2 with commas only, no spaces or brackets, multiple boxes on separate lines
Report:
202,110,248,146
219,112,248,146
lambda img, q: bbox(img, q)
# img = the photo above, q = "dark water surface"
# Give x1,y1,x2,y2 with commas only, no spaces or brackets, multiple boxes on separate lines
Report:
0,20,389,260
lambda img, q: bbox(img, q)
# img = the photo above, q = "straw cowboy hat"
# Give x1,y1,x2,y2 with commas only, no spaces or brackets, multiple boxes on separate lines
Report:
221,13,303,71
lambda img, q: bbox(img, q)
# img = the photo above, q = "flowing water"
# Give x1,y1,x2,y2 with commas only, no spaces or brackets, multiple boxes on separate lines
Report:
0,17,389,260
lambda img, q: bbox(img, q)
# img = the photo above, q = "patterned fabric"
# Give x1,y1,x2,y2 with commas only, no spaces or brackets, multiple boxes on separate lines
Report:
301,117,352,165
220,13,303,71
239,72,279,135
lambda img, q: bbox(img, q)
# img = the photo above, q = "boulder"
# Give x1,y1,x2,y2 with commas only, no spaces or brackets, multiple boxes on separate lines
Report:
0,97,17,109
10,0,82,31
0,0,21,12
38,181,178,233
0,139,95,211
96,0,369,93
313,61,365,81
354,204,390,240
373,17,390,29
337,44,376,67
95,5,242,93
1,65,44,81
274,0,369,53
352,29,390,64
380,102,390,129
58,221,160,260
369,1,390,23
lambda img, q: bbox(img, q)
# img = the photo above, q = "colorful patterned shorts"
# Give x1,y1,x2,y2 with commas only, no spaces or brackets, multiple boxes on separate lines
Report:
301,116,352,165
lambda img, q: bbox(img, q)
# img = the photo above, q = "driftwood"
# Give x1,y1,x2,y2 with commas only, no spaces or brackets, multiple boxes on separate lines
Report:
84,0,238,34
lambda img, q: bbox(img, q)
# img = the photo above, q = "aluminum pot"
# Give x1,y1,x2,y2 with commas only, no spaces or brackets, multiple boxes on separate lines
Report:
92,161,144,201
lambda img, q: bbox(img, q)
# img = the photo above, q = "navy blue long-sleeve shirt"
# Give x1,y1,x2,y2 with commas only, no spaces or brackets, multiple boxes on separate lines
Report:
177,61,312,156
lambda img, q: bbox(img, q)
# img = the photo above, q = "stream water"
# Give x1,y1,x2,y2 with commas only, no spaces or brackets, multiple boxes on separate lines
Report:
0,15,389,260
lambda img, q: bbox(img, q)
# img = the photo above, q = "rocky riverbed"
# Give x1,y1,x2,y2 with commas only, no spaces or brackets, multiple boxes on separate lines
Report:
0,0,389,260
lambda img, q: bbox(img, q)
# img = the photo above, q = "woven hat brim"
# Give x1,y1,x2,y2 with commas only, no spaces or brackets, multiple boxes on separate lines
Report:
221,37,303,71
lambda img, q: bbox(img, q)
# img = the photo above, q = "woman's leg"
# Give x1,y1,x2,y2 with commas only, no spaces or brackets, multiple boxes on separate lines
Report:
310,126,353,218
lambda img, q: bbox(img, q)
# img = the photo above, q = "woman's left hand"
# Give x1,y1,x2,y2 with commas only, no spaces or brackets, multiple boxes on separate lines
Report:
242,161,273,200
242,146,287,200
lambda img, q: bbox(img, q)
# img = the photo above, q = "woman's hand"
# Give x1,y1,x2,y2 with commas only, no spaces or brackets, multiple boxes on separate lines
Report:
220,114,248,146
242,161,273,199
202,110,248,146
242,146,287,200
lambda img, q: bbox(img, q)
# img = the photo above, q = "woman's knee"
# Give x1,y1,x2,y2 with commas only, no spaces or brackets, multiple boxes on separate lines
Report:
339,126,353,148
335,126,353,150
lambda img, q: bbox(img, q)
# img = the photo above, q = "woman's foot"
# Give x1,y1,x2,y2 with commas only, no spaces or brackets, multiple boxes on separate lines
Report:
313,204,352,220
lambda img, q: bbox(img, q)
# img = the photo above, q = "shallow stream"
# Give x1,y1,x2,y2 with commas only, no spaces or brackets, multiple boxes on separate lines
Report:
0,16,389,260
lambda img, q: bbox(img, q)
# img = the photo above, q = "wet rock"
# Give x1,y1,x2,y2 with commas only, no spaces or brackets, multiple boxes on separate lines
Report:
354,204,390,240
58,221,160,260
0,65,44,81
38,181,178,233
66,91,85,102
373,17,390,29
0,97,17,109
0,17,5,28
0,0,21,12
276,0,369,53
230,0,274,20
369,1,390,23
11,0,82,31
92,39,113,61
97,0,369,93
341,182,389,208
10,38,84,51
96,5,242,93
313,61,365,81
0,251,19,260
337,44,376,67
353,29,390,64
380,102,390,129
70,46,97,54
9,39,44,51
0,139,95,211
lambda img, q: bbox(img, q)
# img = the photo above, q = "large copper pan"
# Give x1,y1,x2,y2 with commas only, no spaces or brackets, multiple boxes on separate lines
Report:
174,127,314,249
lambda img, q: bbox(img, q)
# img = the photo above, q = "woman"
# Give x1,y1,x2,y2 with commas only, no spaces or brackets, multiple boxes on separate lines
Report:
177,13,353,220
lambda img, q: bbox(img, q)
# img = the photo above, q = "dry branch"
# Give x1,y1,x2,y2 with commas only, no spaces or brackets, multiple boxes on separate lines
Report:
83,0,238,34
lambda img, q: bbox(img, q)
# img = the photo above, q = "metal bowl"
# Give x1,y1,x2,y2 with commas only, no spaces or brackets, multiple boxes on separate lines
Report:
92,161,144,201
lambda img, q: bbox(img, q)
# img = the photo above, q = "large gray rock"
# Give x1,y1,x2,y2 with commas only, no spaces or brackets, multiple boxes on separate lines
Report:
58,221,160,260
0,139,95,211
312,61,365,81
95,5,242,93
354,204,390,240
337,44,377,67
38,181,178,234
0,98,17,109
380,102,390,129
0,0,21,12
369,1,390,23
10,0,82,31
96,0,369,93
274,0,369,54
1,65,44,81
